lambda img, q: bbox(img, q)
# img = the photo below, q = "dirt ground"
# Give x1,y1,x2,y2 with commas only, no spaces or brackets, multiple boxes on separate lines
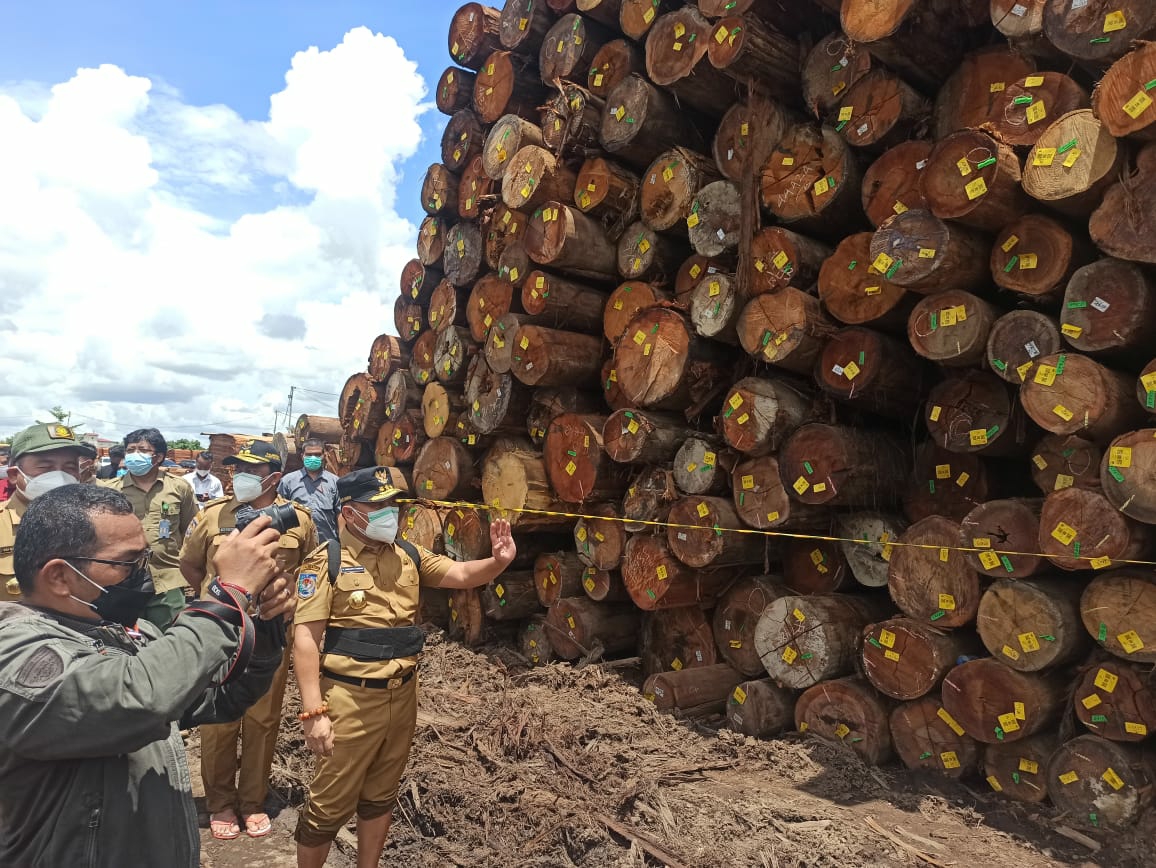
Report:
191,629,1153,867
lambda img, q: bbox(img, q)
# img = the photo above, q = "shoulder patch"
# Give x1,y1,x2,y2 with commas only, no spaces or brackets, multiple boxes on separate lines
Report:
16,646,65,689
185,515,199,534
297,572,318,599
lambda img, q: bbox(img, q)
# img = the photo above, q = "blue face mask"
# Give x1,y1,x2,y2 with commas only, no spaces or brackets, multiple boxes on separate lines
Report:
123,452,155,477
303,456,323,472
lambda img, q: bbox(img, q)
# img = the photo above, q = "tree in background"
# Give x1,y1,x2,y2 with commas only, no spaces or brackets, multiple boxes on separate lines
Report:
169,438,204,450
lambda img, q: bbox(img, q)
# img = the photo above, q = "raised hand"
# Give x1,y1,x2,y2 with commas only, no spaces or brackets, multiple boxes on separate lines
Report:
489,518,516,567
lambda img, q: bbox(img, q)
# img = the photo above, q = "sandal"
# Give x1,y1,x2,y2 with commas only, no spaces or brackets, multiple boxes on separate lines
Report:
243,813,272,838
210,812,241,840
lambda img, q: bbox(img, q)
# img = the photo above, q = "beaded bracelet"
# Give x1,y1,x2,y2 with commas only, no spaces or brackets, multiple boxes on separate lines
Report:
298,703,330,721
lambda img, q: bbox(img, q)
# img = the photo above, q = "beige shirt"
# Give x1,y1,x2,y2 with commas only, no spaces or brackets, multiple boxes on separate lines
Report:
103,473,198,593
0,496,28,600
295,528,453,679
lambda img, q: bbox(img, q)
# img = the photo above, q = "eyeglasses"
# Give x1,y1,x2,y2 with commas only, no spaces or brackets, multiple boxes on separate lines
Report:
124,446,156,455
65,552,151,573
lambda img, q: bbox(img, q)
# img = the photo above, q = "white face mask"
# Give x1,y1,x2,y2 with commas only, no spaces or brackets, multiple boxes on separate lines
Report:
20,469,80,500
195,468,210,478
232,472,266,503
362,506,399,544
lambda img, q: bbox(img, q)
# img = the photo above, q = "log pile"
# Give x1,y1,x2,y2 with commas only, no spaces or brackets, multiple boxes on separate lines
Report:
326,0,1156,838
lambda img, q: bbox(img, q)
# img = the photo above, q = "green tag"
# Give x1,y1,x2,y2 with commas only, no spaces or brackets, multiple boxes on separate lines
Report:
1092,714,1108,723
930,312,938,330
1056,354,1066,375
1013,95,1033,105
1004,255,1018,273
976,157,996,168
885,259,902,279
848,260,857,270
1099,623,1107,641
1067,300,1088,308
804,461,814,474
1001,555,1014,573
928,479,936,494
1110,466,1125,483
1073,541,1081,557
1058,138,1078,154
930,610,945,621
993,359,1006,371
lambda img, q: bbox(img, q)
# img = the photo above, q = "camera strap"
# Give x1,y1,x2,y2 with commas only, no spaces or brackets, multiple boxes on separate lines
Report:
185,579,255,684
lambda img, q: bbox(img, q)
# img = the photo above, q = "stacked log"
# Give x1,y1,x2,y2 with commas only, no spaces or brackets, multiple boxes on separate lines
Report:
318,0,1156,839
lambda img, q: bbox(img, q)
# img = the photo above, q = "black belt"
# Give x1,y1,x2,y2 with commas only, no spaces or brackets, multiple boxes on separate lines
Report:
322,668,415,690
323,625,425,661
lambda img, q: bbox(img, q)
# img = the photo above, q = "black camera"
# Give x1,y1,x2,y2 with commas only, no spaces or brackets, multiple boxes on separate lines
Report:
234,502,300,535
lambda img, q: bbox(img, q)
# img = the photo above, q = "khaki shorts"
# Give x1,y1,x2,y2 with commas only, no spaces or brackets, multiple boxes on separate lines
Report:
294,674,418,846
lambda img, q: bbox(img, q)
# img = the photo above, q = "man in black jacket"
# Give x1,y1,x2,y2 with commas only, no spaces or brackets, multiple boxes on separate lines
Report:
0,484,295,867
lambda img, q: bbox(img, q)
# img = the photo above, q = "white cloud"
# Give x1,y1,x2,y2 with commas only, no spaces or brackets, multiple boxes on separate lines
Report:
0,27,429,444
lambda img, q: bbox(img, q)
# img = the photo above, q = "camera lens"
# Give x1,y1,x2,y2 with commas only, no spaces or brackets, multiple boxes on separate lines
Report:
234,503,300,534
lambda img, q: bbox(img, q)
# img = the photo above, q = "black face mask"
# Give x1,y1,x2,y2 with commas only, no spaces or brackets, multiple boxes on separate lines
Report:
67,561,156,628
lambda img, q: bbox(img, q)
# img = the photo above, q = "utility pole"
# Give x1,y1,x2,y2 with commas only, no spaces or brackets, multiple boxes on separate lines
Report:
272,408,281,434
285,386,295,432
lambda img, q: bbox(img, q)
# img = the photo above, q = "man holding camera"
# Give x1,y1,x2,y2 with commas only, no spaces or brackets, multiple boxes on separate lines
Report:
293,467,517,868
0,484,294,867
179,439,316,841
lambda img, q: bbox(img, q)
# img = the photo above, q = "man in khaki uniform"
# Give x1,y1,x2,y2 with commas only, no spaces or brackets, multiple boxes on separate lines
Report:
101,428,197,629
1,424,97,601
293,467,517,868
180,440,316,840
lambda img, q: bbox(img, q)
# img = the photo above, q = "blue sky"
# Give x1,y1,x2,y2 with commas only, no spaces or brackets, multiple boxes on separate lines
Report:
0,1,468,440
0,0,456,236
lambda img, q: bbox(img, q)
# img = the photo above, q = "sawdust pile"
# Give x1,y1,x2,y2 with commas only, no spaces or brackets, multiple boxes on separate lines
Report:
270,629,1150,867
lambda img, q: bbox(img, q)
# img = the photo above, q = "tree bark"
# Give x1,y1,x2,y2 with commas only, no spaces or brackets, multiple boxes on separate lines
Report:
749,226,831,296
1081,570,1156,664
1093,41,1156,140
644,664,746,713
1062,258,1156,362
603,280,670,343
441,109,486,173
413,436,477,500
827,68,930,152
982,733,1058,804
667,495,770,568
435,66,477,116
959,497,1044,578
782,538,853,594
1042,0,1156,65
1100,428,1156,524
801,31,873,119
525,201,621,280
618,222,693,284
932,45,1036,140
640,606,718,677
534,550,587,607
603,408,701,464
449,3,505,70
600,74,709,169
499,0,557,54
991,214,1092,305
989,71,1090,147
1030,433,1102,495
908,290,1001,369
574,503,628,570
976,576,1089,671
736,289,840,375
644,6,744,117
481,571,542,620
588,39,645,98
545,597,642,660
780,422,910,507
837,511,908,589
1072,660,1156,743
539,13,615,86
443,221,485,288
726,678,796,738
482,114,545,182
544,412,629,503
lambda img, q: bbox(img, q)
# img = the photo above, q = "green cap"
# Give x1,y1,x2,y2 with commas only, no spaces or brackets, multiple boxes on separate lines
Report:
9,423,97,461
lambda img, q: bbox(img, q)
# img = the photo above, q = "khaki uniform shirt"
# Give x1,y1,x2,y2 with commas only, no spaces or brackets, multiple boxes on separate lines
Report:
0,496,28,601
180,496,317,590
295,529,453,680
104,474,198,593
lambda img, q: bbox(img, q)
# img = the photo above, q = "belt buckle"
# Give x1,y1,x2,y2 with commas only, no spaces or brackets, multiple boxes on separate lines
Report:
387,676,402,689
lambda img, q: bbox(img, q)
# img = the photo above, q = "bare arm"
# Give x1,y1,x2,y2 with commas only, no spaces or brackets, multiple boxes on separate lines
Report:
293,621,326,711
179,555,208,597
426,518,516,590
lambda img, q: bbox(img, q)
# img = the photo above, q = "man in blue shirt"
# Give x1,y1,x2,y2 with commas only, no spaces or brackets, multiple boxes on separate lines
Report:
277,440,339,543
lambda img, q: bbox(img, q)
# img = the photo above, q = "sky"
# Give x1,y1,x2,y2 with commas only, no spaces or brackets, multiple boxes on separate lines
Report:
0,1,463,444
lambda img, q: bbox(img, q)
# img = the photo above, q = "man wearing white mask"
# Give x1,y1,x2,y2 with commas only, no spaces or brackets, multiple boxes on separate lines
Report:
179,439,316,841
102,428,197,629
0,423,97,600
185,451,224,508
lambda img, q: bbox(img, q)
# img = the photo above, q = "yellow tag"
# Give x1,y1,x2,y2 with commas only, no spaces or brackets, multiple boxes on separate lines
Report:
864,285,881,295
1053,405,1073,422
1095,669,1119,693
884,649,901,662
1124,90,1153,119
793,477,810,495
1019,758,1039,774
918,248,936,259
520,184,531,198
838,106,854,122
1104,10,1127,32
740,123,749,136
643,343,652,357
1000,235,1019,253
703,452,716,466
643,5,655,22
1063,148,1082,168
957,157,972,176
494,584,505,598
990,82,1005,93
654,564,669,581
1126,722,1148,736
695,502,710,519
973,537,991,549
956,472,969,487
1023,74,1045,88
929,405,942,422
612,299,623,310
673,22,685,37
813,177,830,196
987,775,1003,792
451,41,459,54
965,177,988,200
714,26,728,44
1016,361,1033,381
832,80,845,96
782,156,795,166
741,474,754,490
833,723,850,739
893,200,908,214
872,252,894,273
708,281,720,297
672,41,682,51
576,527,587,542
1059,771,1078,785
979,551,1000,570
938,594,956,610
556,39,565,53
583,577,595,593
686,212,700,228
844,361,860,380
766,511,780,523
936,464,952,480
941,752,960,770
1033,147,1056,167
1060,323,1082,339
1003,645,1021,661
614,105,625,121
1055,474,1075,491
772,250,790,270
1026,102,1046,124
632,330,646,346
662,167,674,183
627,419,639,435
1082,693,1102,709
1142,371,1156,393
670,657,682,670
1110,447,1132,468
1019,253,1038,270
565,460,576,476
1016,702,1028,721
998,712,1020,733
937,707,965,736
939,548,949,562
733,686,747,704
518,335,530,351
1118,630,1145,654
969,429,988,447
1019,632,1040,653
782,646,798,664
877,629,896,649
1034,364,1056,385
1103,767,1125,790
939,308,957,328
1051,522,1077,546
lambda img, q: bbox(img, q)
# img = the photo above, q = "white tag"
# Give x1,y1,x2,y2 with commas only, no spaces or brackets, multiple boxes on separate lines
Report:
695,650,703,661
677,532,687,541
857,123,869,135
838,56,848,68
649,173,656,184
916,159,928,170
707,266,718,274
1011,2,1026,14
831,364,845,376
524,362,533,370
716,228,726,240
1091,296,1110,312
727,148,734,160
1025,341,1040,358
1071,0,1087,8
724,619,732,630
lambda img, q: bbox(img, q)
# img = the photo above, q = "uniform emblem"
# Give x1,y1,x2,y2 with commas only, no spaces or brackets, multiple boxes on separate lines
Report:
297,572,318,599
349,590,367,610
49,425,73,439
